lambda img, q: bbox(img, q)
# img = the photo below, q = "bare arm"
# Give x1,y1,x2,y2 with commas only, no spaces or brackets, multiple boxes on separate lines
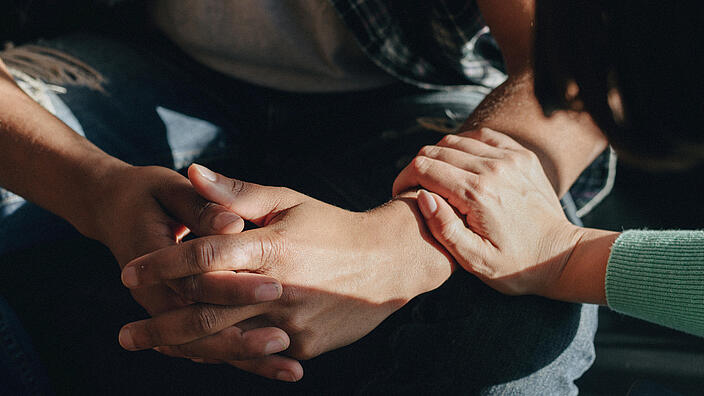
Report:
0,58,127,237
466,0,608,196
395,128,618,305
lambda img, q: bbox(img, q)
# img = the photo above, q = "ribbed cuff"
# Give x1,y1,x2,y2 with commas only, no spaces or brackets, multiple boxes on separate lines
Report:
606,230,704,337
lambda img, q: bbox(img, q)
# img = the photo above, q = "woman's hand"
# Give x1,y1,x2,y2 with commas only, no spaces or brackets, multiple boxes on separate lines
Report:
393,128,584,297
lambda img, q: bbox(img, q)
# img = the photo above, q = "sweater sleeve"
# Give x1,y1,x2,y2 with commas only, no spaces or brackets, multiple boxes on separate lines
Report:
606,230,704,337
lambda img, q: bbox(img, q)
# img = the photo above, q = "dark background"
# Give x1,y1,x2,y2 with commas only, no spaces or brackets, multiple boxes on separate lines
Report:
2,3,704,395
576,161,704,396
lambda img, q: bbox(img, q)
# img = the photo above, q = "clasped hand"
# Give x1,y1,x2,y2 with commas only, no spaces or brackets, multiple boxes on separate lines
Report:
114,164,452,382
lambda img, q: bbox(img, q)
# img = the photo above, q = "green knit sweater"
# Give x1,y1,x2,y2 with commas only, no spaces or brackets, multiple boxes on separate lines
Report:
606,230,704,337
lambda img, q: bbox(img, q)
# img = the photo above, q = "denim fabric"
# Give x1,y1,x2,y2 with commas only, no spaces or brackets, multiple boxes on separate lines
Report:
0,296,52,395
0,32,598,395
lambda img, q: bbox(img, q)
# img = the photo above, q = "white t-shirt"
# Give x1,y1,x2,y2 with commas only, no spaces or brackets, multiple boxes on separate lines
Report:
150,0,395,92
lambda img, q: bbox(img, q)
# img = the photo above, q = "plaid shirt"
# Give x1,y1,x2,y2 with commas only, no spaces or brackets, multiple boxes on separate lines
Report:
73,0,503,89
329,0,506,90
329,0,612,213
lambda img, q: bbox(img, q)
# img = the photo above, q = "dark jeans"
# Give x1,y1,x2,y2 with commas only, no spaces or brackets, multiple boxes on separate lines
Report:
0,31,598,395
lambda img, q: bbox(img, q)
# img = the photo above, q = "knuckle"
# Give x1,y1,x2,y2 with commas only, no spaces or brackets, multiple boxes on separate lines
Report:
472,128,487,140
439,134,457,146
188,239,218,273
190,305,219,333
280,312,306,335
230,178,246,196
482,159,499,173
418,145,438,158
257,229,286,270
475,128,497,145
465,176,483,195
278,285,301,308
410,156,430,175
290,340,318,361
478,127,495,137
196,201,218,229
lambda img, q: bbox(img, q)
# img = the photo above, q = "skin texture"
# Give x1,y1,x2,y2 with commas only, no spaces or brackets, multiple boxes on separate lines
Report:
0,60,290,377
0,55,455,380
0,0,613,383
468,0,608,197
394,128,620,304
119,164,454,380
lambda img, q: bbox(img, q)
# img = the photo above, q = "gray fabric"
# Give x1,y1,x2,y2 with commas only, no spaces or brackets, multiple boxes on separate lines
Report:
150,0,395,92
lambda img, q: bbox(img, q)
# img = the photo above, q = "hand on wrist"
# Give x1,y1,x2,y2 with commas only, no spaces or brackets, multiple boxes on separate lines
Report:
364,194,455,301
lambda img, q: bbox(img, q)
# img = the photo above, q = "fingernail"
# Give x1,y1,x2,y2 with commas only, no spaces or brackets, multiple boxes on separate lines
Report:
193,163,217,182
211,212,242,232
119,327,136,350
255,282,282,302
417,190,437,218
275,370,296,382
122,266,139,288
264,338,286,354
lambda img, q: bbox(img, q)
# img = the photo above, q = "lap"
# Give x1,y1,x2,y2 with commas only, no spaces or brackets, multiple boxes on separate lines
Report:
0,31,597,394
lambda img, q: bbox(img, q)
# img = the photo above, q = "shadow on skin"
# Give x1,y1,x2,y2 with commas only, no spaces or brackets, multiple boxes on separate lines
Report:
1,232,583,394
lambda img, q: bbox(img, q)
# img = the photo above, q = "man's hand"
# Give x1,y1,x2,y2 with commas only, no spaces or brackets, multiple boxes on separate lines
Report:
85,165,283,316
88,165,295,379
116,164,454,381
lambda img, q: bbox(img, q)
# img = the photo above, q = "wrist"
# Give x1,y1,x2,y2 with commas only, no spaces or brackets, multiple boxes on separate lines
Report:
542,226,620,304
64,156,132,240
363,192,455,302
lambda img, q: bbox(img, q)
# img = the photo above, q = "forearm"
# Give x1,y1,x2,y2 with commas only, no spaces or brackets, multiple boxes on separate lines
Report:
467,0,608,196
549,229,704,337
460,72,608,196
0,59,128,236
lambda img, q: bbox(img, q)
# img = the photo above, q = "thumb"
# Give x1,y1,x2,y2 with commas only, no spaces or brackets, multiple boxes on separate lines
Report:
416,190,485,275
154,178,245,237
188,164,303,226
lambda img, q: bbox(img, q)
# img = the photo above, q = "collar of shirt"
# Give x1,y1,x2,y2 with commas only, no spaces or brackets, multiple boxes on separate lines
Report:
328,0,506,90
97,0,507,90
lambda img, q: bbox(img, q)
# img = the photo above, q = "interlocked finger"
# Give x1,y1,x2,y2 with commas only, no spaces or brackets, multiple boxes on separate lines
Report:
169,325,289,361
122,229,280,288
166,271,282,305
118,302,267,351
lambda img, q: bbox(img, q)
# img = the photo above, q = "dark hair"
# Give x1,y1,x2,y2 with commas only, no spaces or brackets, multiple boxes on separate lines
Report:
534,0,704,170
